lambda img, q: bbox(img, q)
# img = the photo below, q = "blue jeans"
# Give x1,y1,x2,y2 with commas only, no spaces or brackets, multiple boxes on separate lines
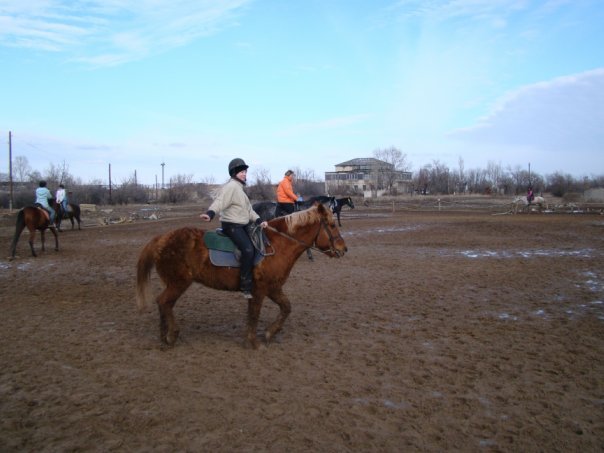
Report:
47,205,56,224
221,222,255,292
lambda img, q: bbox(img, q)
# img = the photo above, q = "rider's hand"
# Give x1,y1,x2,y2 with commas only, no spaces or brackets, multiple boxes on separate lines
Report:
200,214,210,222
260,221,268,229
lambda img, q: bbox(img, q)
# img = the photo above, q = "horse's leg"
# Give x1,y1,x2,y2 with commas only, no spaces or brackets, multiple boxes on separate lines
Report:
264,288,292,344
50,227,59,251
337,210,342,227
28,228,38,257
10,217,26,260
246,297,264,349
306,249,314,261
156,283,190,345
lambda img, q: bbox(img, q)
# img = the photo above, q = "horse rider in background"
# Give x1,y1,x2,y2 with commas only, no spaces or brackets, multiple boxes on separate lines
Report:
35,180,56,228
56,183,68,215
276,169,303,217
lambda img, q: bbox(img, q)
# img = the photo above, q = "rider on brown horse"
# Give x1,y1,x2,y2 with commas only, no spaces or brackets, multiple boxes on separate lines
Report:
35,181,57,228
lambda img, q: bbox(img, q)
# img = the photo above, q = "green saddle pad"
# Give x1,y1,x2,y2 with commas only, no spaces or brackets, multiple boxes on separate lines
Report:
204,230,236,253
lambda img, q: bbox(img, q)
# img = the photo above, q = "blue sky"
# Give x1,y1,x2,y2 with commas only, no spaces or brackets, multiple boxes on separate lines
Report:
1,0,603,185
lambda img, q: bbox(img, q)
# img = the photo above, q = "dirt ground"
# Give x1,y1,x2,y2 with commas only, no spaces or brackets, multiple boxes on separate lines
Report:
1,200,603,452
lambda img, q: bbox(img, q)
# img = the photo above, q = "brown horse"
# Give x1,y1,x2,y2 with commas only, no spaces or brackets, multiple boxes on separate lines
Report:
136,203,348,348
53,201,82,231
10,206,59,259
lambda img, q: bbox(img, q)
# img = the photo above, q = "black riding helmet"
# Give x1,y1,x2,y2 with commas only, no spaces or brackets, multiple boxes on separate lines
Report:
228,158,249,177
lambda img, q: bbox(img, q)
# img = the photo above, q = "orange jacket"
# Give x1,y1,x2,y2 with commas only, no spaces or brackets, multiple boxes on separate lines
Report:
276,175,297,203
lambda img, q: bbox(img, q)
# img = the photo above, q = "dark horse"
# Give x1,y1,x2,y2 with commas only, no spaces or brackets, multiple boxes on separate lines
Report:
252,200,278,222
295,195,335,211
10,206,59,259
53,202,82,231
332,197,355,226
136,204,347,348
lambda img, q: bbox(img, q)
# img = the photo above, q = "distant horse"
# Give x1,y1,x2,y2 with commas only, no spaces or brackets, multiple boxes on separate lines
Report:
295,195,335,211
53,201,82,231
512,195,548,214
10,206,59,259
136,204,347,348
332,197,355,226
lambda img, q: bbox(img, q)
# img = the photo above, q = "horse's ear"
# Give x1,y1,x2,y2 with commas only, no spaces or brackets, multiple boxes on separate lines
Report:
316,203,328,215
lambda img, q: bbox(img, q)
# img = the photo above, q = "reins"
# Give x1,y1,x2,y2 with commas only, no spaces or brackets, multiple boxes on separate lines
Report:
266,218,341,257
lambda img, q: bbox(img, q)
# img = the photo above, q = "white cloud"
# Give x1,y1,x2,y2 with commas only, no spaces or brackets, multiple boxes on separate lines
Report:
450,68,604,153
0,0,251,66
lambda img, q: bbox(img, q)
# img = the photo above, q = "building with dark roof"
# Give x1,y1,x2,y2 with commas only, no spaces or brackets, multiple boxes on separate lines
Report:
325,157,412,197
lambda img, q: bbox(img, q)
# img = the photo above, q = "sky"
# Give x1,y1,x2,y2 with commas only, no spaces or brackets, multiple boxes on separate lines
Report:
1,0,603,186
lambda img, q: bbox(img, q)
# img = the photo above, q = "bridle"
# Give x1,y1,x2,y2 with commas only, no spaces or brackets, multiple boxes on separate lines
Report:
266,217,344,257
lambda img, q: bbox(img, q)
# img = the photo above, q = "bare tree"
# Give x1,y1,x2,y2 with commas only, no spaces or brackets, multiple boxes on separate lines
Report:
486,161,503,192
166,174,195,203
373,147,411,194
112,173,150,204
248,167,275,201
291,166,323,196
13,156,31,182
373,147,410,171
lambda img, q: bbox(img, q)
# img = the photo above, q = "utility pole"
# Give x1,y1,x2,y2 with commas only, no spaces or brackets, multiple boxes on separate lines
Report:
8,131,13,211
161,162,165,189
109,163,112,204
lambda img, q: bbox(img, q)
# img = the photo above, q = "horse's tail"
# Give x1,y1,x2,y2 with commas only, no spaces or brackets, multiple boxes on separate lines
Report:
136,237,159,311
9,209,26,258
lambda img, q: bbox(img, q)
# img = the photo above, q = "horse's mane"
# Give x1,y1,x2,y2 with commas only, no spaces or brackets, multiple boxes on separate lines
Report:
284,206,323,232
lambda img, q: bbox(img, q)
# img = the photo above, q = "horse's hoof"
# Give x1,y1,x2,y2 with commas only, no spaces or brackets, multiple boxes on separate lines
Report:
245,335,260,349
161,335,174,346
164,329,180,346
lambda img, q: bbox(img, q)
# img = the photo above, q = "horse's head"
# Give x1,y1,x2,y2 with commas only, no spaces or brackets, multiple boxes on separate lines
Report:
312,203,348,258
346,197,355,209
279,204,347,258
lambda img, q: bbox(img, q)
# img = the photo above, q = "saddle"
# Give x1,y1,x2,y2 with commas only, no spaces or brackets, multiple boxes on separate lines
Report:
33,204,51,222
203,225,273,267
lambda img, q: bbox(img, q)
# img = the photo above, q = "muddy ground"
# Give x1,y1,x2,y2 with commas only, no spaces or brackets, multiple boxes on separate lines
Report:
1,200,603,452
